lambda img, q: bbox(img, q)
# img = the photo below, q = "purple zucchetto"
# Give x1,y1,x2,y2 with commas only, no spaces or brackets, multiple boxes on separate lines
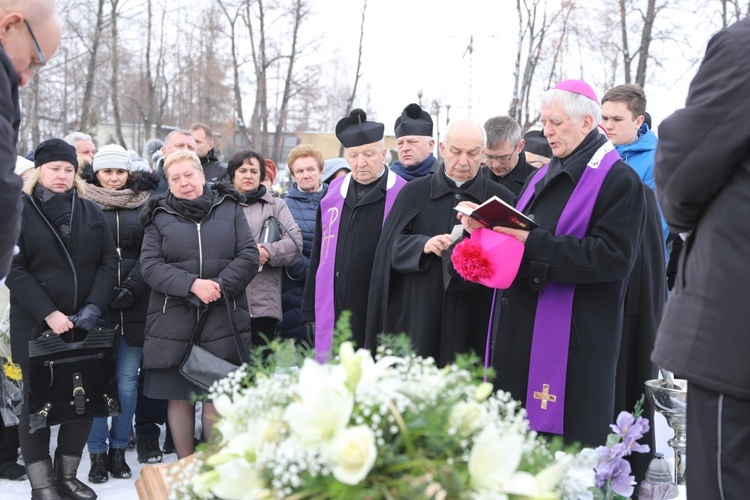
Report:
553,79,598,102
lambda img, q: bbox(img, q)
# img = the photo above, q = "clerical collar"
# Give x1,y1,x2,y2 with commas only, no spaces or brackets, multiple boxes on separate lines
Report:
444,170,468,188
352,167,386,202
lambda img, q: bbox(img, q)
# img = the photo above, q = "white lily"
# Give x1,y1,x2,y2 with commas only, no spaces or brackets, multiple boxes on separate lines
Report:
283,358,353,444
468,425,538,498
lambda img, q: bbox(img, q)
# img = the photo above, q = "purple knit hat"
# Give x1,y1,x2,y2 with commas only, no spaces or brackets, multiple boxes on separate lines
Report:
553,79,598,102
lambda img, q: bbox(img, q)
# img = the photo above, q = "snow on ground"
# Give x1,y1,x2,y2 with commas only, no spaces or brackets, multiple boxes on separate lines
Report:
3,426,177,500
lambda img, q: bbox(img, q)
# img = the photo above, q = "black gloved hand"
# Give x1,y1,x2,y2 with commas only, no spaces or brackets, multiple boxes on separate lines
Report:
110,287,136,309
185,293,208,311
68,303,102,332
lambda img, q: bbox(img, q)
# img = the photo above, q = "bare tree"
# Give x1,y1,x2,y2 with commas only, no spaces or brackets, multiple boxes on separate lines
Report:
345,0,367,116
509,0,576,132
270,0,310,162
79,0,107,132
340,0,368,156
109,0,127,147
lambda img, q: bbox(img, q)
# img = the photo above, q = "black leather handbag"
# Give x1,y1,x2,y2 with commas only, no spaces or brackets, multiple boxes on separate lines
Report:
179,279,249,392
27,324,121,433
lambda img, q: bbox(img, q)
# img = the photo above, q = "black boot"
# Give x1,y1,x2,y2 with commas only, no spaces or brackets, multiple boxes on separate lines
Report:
54,451,97,499
25,458,63,500
87,453,108,484
136,437,162,464
107,448,131,479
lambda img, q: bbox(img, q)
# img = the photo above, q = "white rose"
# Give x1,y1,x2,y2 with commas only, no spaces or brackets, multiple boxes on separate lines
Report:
329,425,378,485
449,400,488,436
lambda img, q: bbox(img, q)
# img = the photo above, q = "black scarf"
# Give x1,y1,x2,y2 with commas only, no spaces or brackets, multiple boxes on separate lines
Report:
33,185,75,252
243,185,267,205
165,184,214,222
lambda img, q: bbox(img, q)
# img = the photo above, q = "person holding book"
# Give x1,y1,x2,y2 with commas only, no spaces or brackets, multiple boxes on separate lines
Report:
365,119,514,366
459,80,647,448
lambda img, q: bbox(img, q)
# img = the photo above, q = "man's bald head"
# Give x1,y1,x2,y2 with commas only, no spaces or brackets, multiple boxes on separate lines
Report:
0,0,60,86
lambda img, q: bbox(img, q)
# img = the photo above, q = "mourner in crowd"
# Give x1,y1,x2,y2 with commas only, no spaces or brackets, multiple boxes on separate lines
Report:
139,150,258,459
302,109,406,362
8,138,117,500
480,116,535,195
389,103,438,182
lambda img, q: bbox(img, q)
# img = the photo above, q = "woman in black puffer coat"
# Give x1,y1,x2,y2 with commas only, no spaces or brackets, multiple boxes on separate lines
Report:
140,150,258,459
79,145,159,483
7,139,117,500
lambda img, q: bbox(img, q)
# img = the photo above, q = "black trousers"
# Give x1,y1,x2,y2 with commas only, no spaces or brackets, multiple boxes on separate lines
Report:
18,365,92,462
687,381,750,500
0,420,20,464
250,317,278,350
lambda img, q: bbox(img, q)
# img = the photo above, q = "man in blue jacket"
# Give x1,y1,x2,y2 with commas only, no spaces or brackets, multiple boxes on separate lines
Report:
601,84,668,244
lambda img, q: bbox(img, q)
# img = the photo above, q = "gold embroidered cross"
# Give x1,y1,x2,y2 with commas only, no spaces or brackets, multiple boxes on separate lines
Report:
533,384,557,410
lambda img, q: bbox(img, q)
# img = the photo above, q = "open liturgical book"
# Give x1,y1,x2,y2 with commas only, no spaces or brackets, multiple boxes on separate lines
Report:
454,196,539,230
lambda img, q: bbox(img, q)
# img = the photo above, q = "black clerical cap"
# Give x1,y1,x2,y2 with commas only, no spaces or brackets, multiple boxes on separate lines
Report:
523,130,553,159
335,109,384,148
394,103,433,138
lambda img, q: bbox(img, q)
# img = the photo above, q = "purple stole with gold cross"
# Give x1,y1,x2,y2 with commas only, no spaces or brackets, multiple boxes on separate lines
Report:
314,170,406,363
514,141,621,435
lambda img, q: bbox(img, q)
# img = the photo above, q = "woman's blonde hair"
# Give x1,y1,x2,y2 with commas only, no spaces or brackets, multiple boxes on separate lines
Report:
164,150,202,177
23,167,86,197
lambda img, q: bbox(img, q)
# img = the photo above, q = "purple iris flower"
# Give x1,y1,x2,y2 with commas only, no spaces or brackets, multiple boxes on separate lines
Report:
611,412,651,453
608,458,636,497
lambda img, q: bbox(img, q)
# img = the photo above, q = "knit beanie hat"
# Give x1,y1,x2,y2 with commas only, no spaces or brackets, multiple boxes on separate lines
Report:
14,156,35,177
93,144,131,172
34,138,79,171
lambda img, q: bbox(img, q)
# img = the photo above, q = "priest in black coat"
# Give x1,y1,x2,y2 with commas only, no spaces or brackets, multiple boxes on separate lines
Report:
302,110,406,361
480,116,536,196
366,120,514,366
461,81,647,447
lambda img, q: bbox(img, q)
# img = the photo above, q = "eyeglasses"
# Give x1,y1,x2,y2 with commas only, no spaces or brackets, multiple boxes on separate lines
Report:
24,20,46,70
482,142,519,163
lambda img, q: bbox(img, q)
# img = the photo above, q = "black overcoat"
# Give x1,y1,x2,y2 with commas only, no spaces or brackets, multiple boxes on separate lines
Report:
651,16,750,402
80,166,161,347
365,167,514,366
7,191,118,365
492,131,647,447
139,184,259,369
301,172,391,347
615,185,666,482
0,48,23,279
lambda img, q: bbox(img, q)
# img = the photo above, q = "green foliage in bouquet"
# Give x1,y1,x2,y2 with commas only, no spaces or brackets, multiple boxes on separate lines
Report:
175,315,617,499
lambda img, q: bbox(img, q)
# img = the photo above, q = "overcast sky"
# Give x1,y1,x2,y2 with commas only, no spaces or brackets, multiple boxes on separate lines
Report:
309,0,720,136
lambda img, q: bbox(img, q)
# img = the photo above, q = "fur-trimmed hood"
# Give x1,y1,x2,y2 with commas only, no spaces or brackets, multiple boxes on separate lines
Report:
139,181,245,225
80,161,161,193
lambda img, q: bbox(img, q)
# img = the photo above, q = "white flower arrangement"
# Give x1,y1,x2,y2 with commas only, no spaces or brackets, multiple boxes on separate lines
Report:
173,337,617,499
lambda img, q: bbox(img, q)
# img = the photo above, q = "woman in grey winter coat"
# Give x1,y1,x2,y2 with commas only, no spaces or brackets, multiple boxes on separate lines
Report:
139,150,258,459
228,150,302,347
